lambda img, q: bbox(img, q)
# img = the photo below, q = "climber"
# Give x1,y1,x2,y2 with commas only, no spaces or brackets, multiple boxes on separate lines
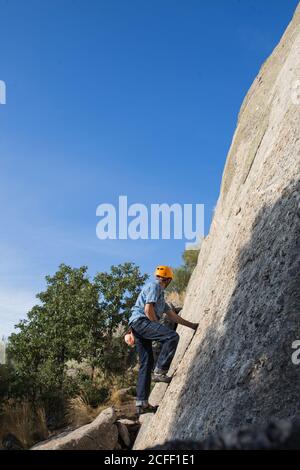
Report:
128,265,198,415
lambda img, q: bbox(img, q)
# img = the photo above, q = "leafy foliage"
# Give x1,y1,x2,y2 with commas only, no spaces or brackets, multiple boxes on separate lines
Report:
167,248,200,294
94,263,148,375
6,263,147,409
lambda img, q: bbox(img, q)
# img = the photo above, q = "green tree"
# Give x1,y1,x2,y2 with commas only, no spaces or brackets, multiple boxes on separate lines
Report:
167,248,200,294
182,249,200,271
7,262,147,404
8,264,101,401
94,263,148,376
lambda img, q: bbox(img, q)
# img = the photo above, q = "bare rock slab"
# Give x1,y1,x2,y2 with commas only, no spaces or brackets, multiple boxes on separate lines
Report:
133,413,155,450
32,407,118,450
149,383,169,407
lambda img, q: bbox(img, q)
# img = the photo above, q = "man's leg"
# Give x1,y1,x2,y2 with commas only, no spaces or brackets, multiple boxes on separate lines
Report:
132,318,179,379
155,331,179,373
135,335,154,406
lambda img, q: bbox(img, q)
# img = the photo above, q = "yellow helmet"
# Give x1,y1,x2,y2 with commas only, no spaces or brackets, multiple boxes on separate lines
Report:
155,265,174,279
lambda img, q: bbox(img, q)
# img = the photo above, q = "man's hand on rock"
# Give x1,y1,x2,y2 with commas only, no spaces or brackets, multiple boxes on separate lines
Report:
191,323,199,331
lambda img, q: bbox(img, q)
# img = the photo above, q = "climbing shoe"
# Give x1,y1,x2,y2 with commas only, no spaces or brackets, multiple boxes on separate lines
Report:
136,404,158,416
152,372,172,383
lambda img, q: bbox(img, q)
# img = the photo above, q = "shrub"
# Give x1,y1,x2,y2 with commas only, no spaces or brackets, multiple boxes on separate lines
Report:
0,400,48,449
167,248,200,294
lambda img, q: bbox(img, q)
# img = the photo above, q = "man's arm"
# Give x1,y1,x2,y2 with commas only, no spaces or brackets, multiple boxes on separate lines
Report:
166,310,198,331
145,303,159,322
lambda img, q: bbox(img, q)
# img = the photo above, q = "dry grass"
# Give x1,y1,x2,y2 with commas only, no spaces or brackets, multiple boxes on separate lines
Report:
66,369,137,428
0,400,48,449
66,393,108,428
0,368,138,449
67,386,135,427
109,388,132,407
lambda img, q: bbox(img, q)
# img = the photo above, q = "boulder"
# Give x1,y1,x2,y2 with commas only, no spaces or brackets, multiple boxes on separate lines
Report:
116,421,131,447
32,407,118,450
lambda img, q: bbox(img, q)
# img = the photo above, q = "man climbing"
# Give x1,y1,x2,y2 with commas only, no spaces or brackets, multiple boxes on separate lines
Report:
128,265,198,415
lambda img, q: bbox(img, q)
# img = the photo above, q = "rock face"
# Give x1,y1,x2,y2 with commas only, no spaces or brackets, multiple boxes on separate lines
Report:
149,418,300,450
133,413,155,450
134,4,300,449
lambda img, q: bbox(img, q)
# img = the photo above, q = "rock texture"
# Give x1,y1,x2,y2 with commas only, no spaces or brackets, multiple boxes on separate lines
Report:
149,383,169,407
116,421,131,447
32,408,118,450
148,417,300,450
132,413,155,450
135,4,300,449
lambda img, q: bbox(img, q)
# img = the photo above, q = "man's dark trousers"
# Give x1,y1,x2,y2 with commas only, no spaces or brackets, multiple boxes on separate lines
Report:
131,317,179,404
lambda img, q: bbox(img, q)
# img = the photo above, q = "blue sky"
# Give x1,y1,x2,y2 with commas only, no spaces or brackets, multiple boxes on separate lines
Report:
0,0,298,337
